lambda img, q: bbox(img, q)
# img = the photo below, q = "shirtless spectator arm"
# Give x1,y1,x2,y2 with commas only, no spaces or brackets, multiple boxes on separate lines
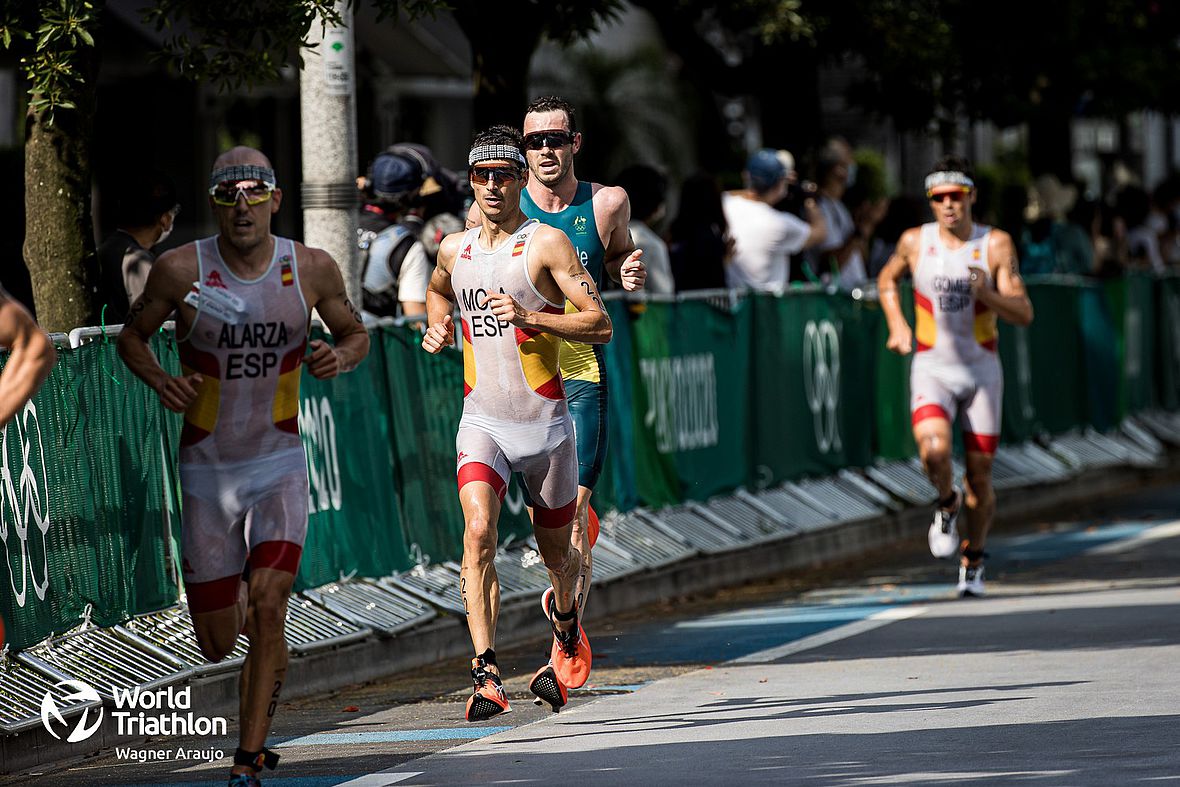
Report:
0,289,56,427
300,248,371,377
117,251,205,411
422,233,460,354
598,186,646,291
971,231,1034,327
484,226,612,344
878,226,920,355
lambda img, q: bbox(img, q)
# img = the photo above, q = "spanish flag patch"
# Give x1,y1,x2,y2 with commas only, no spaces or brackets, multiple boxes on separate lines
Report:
512,239,526,257
280,256,294,286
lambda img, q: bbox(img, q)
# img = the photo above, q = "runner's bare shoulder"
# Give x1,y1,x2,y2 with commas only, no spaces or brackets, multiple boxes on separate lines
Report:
896,226,923,266
286,242,342,293
589,182,628,214
436,230,467,269
149,244,200,301
530,223,577,260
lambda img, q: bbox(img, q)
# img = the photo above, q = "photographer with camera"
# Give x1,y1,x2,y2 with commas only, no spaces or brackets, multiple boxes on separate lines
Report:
722,148,827,292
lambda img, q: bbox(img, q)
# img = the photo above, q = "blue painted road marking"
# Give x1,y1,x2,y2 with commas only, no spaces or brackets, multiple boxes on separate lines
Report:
275,727,514,747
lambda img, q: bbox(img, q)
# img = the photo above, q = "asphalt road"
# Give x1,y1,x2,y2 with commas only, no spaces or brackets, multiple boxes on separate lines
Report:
12,484,1180,786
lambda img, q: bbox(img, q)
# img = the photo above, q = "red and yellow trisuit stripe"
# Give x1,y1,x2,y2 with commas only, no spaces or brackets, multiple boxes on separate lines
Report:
913,223,997,360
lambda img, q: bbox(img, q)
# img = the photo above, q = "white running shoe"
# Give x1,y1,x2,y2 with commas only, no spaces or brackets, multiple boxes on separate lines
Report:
928,487,963,559
958,563,986,597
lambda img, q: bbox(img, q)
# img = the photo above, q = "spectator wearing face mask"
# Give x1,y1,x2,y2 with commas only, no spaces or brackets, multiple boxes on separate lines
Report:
96,170,180,322
805,138,884,291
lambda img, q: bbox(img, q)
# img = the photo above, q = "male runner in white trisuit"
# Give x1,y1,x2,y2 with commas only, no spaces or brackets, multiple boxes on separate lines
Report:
424,125,610,720
465,98,646,641
118,147,370,786
878,155,1033,597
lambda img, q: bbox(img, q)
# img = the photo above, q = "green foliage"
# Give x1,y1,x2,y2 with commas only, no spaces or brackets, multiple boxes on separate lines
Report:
0,0,98,123
817,0,1180,130
0,1,450,120
143,0,354,90
531,42,694,180
853,147,887,201
536,0,625,45
142,1,448,89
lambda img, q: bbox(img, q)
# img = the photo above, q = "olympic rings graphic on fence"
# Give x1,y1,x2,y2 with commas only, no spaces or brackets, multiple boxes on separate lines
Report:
802,320,842,454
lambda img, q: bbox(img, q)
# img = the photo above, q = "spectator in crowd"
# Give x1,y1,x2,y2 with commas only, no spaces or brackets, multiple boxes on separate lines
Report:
614,164,674,295
1118,185,1165,274
1073,198,1129,279
722,149,825,292
771,149,821,285
868,195,926,279
1020,174,1093,276
356,146,440,320
1150,176,1180,267
96,170,179,323
806,138,882,291
669,172,732,292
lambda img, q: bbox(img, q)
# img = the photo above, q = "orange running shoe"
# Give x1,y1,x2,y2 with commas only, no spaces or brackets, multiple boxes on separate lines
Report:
587,505,599,549
541,590,592,689
465,657,510,722
528,663,569,712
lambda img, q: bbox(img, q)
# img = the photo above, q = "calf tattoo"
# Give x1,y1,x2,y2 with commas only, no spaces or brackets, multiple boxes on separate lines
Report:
266,673,284,719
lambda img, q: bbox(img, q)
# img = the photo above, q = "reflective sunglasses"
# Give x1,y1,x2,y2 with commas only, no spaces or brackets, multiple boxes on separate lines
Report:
209,179,275,207
928,189,969,204
523,130,574,150
469,166,522,186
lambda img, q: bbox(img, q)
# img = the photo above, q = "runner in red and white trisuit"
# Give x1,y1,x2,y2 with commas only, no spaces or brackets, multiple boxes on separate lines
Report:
878,154,1034,597
118,146,370,786
423,125,611,721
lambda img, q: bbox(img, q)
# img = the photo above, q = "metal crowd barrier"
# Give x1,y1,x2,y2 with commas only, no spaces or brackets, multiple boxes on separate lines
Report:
2,417,1175,737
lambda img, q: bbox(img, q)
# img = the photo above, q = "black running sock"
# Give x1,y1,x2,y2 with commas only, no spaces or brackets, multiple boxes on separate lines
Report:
476,648,497,667
552,605,578,622
234,747,279,772
937,491,958,509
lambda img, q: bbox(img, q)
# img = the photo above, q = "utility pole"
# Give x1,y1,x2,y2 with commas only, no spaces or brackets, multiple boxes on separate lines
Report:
299,2,361,308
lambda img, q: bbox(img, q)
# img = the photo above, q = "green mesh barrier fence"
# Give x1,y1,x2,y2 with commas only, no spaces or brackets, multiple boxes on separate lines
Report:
871,286,917,460
1,337,177,650
4,274,1180,650
293,327,412,591
748,291,876,485
377,325,532,565
1104,273,1157,417
1157,275,1180,410
616,297,754,504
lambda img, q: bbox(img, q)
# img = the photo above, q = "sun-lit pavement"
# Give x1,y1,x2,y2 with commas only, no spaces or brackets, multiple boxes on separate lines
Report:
14,485,1180,786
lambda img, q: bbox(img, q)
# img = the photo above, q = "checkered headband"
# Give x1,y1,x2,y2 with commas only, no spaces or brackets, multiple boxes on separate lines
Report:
468,145,526,168
209,165,276,190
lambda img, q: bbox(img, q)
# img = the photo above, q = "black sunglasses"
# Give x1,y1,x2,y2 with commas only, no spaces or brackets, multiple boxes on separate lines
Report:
470,166,522,186
523,131,574,150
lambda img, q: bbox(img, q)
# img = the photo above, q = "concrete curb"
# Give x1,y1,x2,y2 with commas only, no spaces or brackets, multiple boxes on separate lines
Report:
4,456,1178,775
